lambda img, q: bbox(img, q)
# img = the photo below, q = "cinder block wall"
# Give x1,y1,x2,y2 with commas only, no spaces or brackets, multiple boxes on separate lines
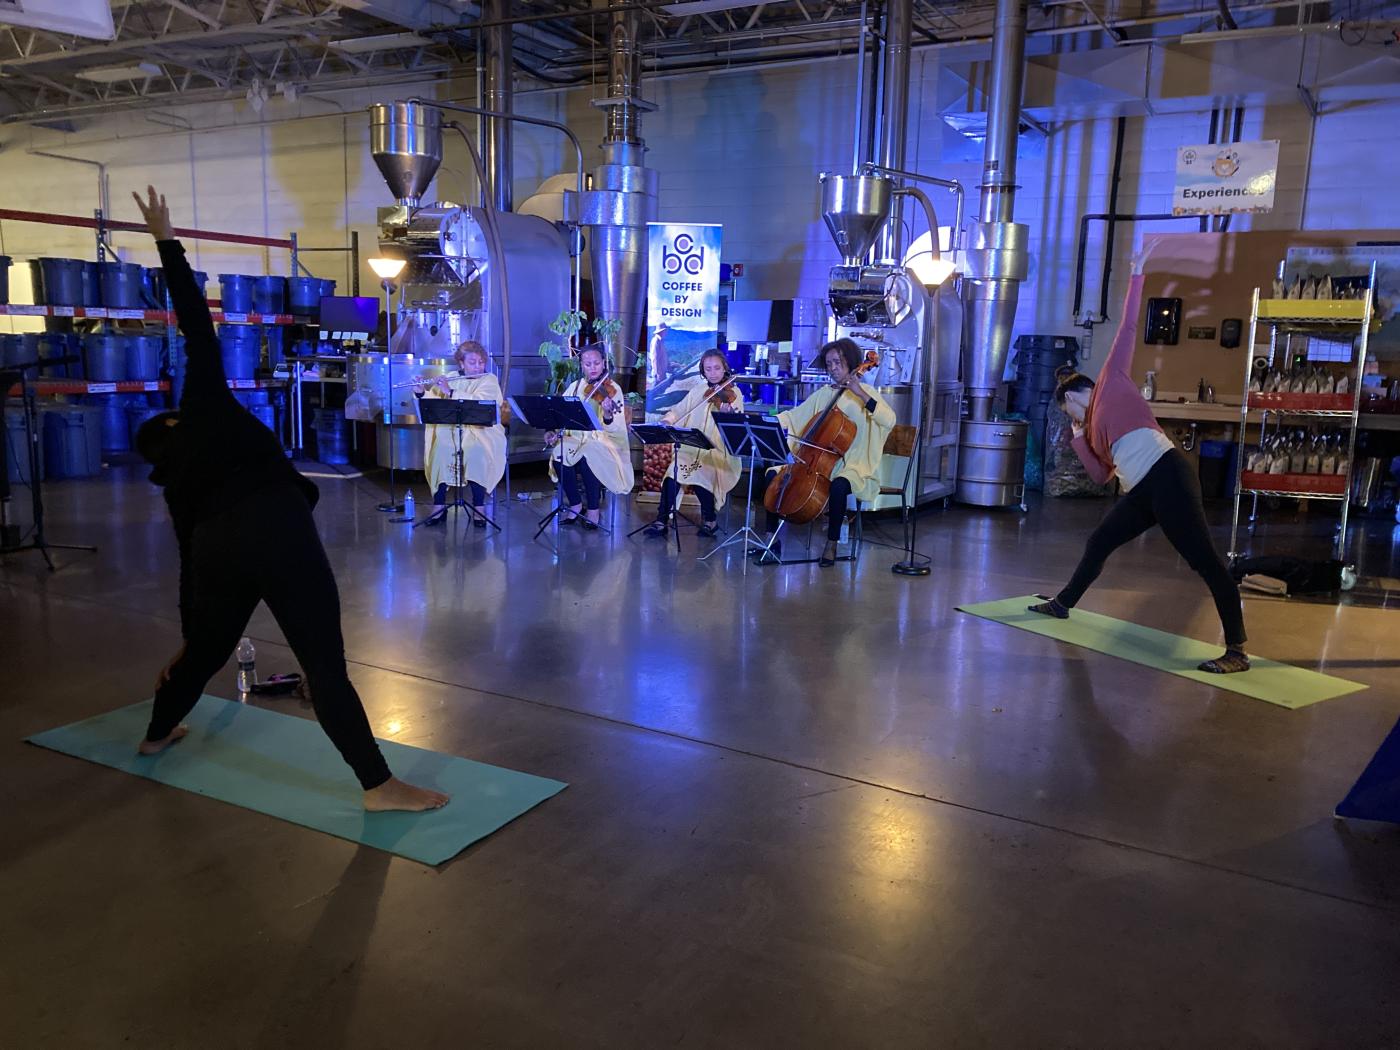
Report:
2,54,1396,349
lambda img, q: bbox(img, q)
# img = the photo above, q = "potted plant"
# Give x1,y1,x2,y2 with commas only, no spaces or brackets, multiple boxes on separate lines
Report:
537,309,627,394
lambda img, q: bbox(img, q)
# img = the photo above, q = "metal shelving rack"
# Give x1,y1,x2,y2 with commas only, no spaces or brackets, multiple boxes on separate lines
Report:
1227,263,1377,564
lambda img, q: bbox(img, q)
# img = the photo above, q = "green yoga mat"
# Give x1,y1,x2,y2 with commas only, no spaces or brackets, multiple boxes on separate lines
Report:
956,596,1365,709
27,696,567,865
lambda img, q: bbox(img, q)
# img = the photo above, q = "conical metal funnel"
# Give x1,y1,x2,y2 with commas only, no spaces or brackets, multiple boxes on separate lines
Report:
820,173,893,264
370,101,443,207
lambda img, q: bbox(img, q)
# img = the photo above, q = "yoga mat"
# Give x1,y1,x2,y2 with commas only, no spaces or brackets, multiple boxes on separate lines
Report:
1336,715,1400,824
956,596,1365,709
27,696,567,865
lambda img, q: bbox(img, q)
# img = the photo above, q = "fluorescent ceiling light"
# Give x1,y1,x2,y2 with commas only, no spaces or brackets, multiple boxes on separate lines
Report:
330,31,432,53
662,0,762,16
76,62,161,82
1178,22,1338,45
0,0,114,41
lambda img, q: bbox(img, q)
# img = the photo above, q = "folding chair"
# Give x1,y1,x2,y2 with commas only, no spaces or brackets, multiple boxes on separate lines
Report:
851,423,919,562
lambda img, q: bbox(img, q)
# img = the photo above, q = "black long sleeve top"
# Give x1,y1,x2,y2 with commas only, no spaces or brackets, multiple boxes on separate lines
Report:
152,239,318,635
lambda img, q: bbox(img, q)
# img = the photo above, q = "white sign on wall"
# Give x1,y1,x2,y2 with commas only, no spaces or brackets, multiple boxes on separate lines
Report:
1172,140,1279,216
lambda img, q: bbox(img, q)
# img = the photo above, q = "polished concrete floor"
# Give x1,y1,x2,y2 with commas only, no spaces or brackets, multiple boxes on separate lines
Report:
5,463,1400,1049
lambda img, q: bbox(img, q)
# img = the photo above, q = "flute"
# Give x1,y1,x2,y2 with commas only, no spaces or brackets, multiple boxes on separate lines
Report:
391,371,473,390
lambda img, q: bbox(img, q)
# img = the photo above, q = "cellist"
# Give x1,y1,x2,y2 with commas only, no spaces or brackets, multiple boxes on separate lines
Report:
754,338,895,567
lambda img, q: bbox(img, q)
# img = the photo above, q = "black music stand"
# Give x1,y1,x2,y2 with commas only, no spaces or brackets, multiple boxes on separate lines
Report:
627,423,712,552
508,395,608,541
699,412,789,574
412,397,502,532
1,358,98,570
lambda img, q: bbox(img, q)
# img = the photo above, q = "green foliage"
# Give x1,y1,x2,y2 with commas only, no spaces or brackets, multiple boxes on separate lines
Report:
536,309,630,394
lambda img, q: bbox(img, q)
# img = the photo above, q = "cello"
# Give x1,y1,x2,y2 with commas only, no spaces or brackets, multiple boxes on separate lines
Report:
763,349,880,525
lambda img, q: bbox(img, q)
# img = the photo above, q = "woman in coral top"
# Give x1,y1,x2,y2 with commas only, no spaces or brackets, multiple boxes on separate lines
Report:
1029,247,1249,674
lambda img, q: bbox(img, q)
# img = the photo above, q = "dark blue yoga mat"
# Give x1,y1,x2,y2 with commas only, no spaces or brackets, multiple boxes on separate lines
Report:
27,696,567,866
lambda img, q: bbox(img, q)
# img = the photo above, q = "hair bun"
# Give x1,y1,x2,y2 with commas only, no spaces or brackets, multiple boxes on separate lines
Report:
1053,365,1076,381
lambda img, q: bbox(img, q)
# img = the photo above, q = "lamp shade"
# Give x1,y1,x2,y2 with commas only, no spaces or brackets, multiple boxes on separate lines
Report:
368,257,407,281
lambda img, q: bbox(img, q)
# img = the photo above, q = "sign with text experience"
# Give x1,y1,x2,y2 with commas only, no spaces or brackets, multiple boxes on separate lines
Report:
1173,140,1279,216
645,222,722,411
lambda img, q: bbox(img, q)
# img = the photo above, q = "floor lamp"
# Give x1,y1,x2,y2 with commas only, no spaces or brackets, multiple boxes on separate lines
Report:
368,256,407,513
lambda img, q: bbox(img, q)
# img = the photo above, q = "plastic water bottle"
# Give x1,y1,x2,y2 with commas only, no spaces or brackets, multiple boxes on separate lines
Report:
236,637,256,695
403,491,415,520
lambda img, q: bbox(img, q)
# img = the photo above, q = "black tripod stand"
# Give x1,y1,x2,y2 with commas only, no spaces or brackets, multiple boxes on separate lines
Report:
627,423,713,552
509,394,610,543
412,397,501,532
1,360,98,571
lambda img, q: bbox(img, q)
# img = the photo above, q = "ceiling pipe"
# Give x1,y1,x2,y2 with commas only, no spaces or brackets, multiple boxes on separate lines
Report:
479,0,513,210
876,0,912,265
960,0,1030,422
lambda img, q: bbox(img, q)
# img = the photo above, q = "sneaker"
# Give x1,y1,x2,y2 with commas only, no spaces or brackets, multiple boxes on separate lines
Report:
644,520,668,538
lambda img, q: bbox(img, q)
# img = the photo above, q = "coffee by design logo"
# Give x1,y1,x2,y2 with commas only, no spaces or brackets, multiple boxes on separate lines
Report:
663,232,705,276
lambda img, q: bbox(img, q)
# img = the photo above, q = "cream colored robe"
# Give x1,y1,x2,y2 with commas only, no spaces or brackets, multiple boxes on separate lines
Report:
662,384,745,510
549,376,636,495
421,373,506,494
774,385,896,503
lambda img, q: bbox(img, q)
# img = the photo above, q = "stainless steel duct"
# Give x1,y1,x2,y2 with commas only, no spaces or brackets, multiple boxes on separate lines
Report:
481,0,513,212
979,0,1028,226
370,101,443,207
876,0,912,264
960,0,1030,422
580,0,658,374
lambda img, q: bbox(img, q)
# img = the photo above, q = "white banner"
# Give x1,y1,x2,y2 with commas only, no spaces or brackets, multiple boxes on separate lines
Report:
644,222,722,411
1172,140,1279,216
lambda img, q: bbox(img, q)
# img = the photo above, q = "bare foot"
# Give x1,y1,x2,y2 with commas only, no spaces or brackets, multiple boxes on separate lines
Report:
138,724,188,755
363,777,451,812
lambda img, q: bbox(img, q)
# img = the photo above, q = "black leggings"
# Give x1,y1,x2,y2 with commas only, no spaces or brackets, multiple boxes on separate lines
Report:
146,485,393,790
760,472,854,543
435,481,486,507
657,475,716,523
558,458,602,510
1057,448,1247,647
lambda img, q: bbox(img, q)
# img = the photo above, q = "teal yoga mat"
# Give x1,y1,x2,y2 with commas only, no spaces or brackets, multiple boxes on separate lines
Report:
27,696,567,865
956,596,1365,709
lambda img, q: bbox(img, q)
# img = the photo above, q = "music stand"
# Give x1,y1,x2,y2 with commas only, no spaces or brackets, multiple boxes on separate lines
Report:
699,412,789,574
1,358,98,571
508,395,608,541
412,397,502,532
627,423,712,551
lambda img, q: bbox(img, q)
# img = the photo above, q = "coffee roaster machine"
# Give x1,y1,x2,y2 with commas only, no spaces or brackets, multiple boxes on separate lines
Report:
817,171,964,509
351,101,571,466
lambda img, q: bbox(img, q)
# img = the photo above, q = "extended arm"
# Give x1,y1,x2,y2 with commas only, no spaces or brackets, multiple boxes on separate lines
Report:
1103,273,1146,381
132,187,234,413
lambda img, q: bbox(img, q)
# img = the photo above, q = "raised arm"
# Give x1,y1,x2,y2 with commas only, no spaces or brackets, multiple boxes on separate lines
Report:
132,186,234,412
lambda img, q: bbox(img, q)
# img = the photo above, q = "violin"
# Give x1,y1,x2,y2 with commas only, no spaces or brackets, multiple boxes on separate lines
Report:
762,349,880,525
546,368,621,450
582,369,623,425
704,376,740,408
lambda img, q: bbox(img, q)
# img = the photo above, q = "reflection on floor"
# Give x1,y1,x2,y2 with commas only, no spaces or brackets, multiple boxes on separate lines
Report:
5,464,1399,1047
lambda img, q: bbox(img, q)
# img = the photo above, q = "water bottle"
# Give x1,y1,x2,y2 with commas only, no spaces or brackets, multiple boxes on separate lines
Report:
403,491,415,519
236,637,256,695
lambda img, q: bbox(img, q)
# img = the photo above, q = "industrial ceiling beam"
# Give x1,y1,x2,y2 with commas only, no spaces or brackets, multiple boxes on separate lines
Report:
0,13,339,70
